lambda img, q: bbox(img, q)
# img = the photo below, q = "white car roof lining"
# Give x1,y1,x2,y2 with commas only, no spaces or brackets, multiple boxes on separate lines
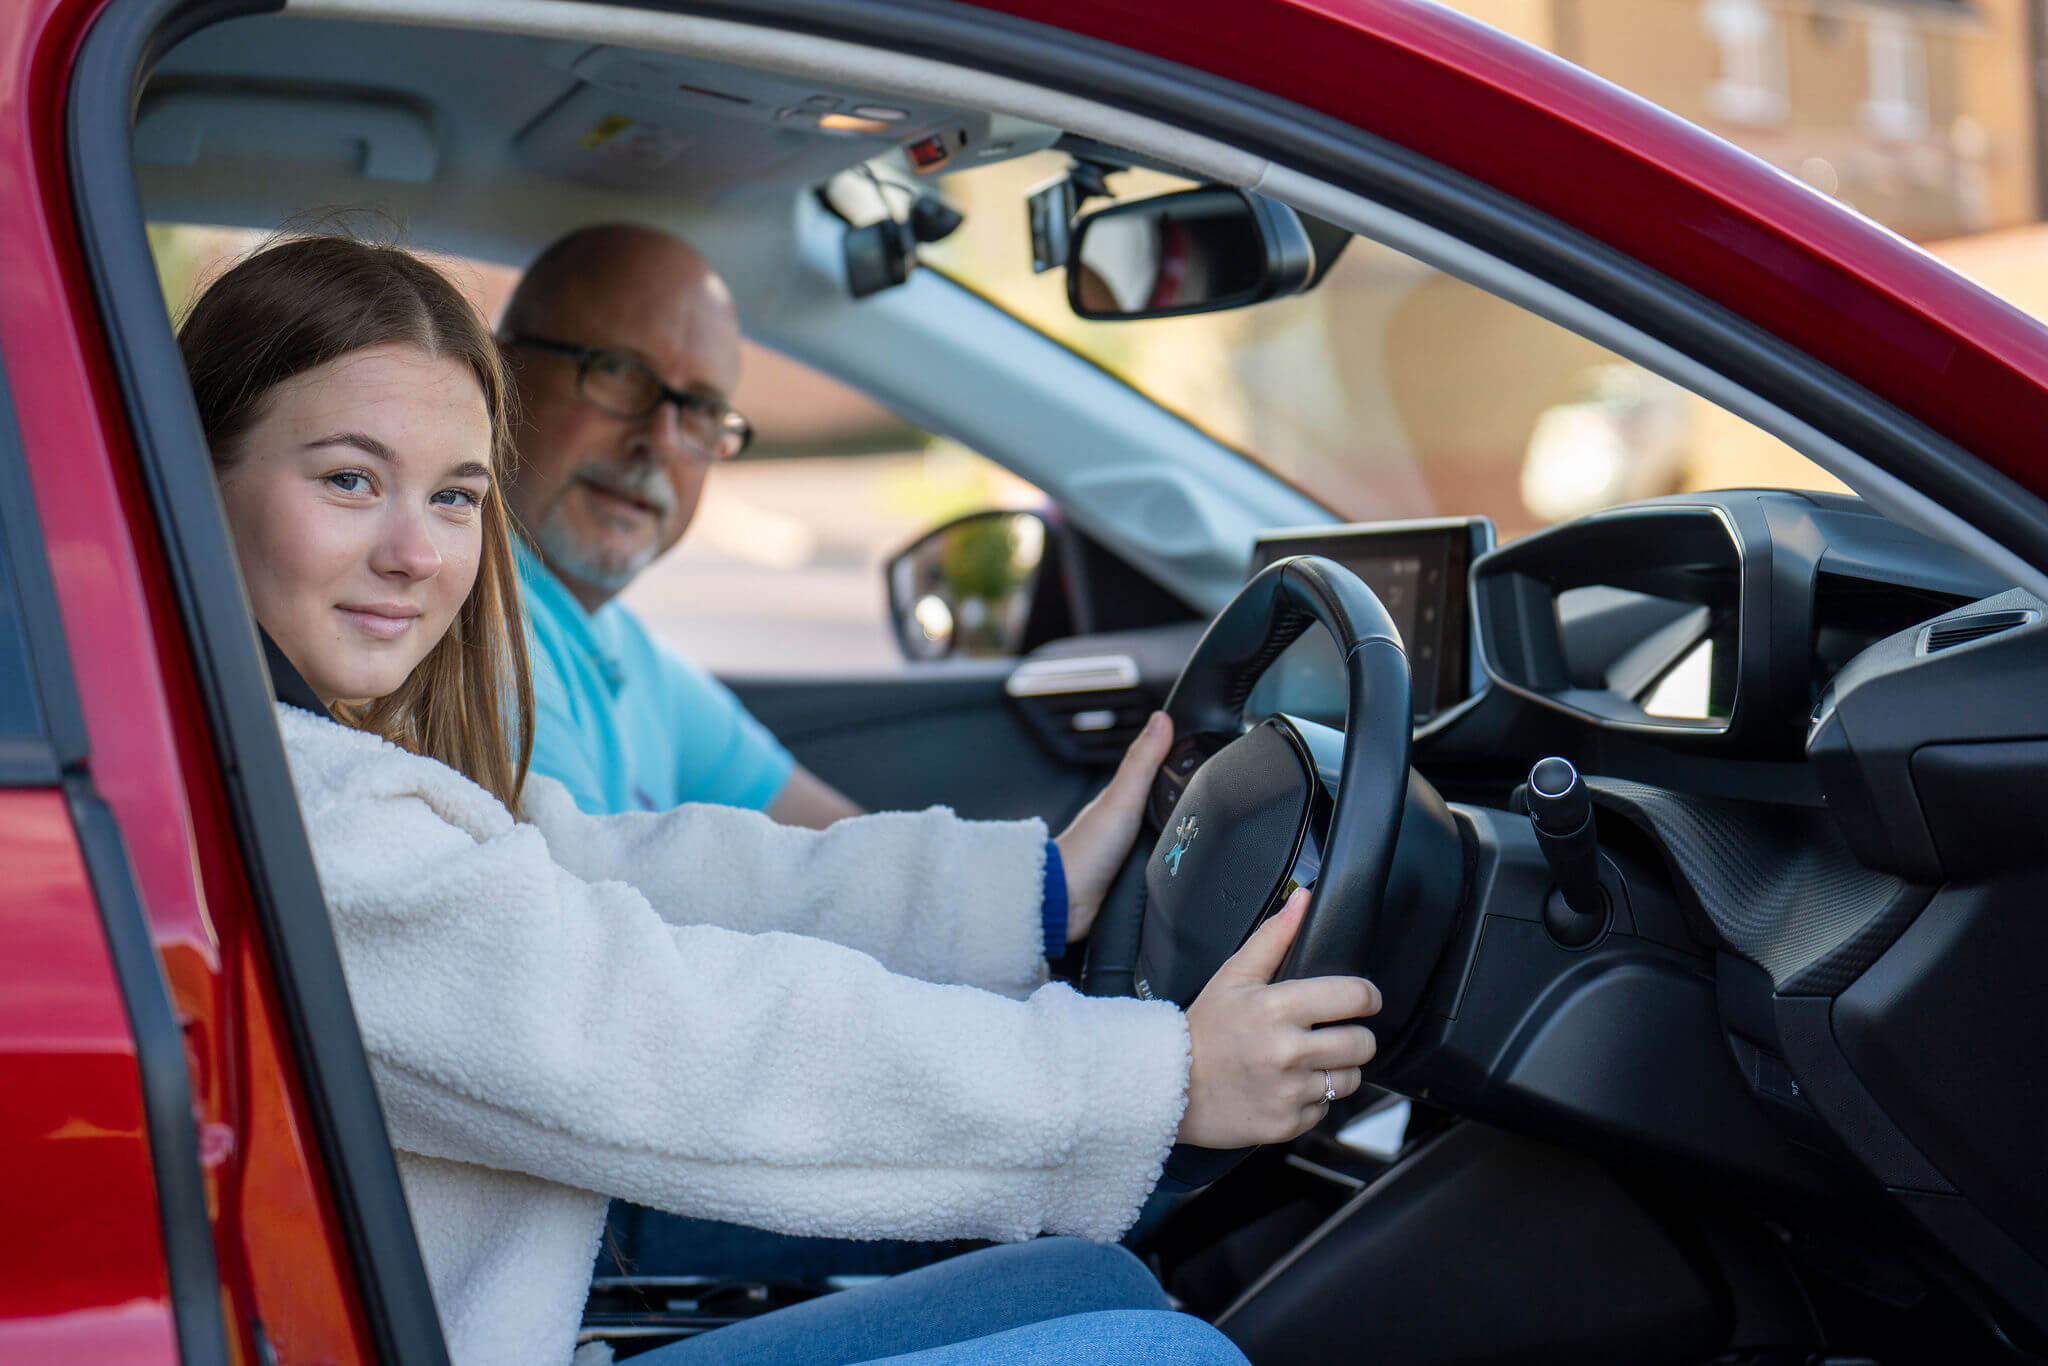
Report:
184,0,2040,605
288,0,1267,189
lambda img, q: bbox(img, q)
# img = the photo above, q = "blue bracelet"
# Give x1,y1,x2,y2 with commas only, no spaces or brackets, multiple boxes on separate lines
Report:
1041,839,1069,957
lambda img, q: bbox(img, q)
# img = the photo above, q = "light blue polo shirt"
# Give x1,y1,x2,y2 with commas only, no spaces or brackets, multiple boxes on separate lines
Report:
515,538,795,816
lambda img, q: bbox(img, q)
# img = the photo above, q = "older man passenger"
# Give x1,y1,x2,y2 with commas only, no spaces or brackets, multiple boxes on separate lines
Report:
498,223,861,829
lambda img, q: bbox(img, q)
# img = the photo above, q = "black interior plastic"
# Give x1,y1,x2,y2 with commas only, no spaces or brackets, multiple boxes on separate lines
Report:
1835,876,2048,1299
1215,1123,1727,1366
1467,491,2010,764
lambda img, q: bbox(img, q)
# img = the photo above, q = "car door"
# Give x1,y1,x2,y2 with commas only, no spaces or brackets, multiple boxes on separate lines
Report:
48,0,474,1360
714,514,1208,822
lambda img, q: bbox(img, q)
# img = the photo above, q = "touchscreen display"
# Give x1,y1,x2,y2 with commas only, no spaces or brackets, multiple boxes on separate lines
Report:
1243,518,1490,726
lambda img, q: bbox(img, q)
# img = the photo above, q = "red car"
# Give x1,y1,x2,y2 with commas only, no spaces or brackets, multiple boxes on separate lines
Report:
7,0,2047,1362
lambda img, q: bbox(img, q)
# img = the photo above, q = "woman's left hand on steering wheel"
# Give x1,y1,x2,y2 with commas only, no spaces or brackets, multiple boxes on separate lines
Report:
1053,712,1174,945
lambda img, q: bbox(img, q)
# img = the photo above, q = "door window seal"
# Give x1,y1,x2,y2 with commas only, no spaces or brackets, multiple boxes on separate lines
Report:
65,780,235,1366
0,356,77,784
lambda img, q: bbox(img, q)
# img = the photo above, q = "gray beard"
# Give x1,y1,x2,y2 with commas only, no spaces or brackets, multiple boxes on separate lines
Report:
532,502,658,598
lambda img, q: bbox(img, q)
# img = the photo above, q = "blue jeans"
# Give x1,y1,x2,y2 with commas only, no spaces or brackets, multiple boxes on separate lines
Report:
629,1238,1247,1365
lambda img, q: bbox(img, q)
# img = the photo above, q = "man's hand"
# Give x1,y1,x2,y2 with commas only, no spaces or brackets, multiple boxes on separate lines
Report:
1053,712,1173,944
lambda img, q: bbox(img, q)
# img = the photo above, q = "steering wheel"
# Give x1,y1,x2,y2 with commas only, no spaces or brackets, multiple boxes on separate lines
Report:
1081,556,1466,1048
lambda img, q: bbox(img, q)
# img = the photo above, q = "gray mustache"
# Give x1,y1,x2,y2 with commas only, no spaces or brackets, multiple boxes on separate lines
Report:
574,461,675,516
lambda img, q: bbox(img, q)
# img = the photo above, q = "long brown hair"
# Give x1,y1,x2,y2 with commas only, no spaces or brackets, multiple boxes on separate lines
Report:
180,234,533,811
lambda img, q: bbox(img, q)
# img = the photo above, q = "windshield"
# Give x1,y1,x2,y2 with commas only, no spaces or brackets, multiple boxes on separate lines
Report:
924,152,1846,543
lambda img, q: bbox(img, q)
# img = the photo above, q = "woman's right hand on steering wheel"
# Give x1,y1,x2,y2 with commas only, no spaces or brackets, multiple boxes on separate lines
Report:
1177,888,1382,1149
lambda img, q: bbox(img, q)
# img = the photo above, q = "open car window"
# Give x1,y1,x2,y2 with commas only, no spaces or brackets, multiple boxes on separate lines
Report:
926,150,1850,540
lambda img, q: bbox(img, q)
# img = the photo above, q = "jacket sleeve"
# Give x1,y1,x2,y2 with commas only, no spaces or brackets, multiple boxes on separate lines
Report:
519,772,1050,995
311,788,1191,1245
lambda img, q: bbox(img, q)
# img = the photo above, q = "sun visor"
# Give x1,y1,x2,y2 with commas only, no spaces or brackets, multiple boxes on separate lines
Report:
136,89,439,183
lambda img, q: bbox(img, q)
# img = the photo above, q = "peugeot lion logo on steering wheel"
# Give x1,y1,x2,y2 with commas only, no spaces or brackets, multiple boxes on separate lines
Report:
1164,814,1200,876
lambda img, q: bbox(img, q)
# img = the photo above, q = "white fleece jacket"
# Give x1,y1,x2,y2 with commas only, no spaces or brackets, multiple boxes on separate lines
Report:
274,704,1192,1366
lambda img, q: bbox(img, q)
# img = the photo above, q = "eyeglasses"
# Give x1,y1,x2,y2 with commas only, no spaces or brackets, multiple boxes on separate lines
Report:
501,333,753,460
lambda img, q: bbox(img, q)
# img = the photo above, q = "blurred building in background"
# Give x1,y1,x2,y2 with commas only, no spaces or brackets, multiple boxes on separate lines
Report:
1432,0,2048,523
1466,0,2039,242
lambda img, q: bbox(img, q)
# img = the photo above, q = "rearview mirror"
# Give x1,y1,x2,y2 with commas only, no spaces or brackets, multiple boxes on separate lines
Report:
1066,187,1315,320
886,510,1050,660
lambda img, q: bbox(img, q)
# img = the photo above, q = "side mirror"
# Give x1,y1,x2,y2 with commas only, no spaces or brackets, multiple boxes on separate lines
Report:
1066,187,1316,320
886,510,1050,660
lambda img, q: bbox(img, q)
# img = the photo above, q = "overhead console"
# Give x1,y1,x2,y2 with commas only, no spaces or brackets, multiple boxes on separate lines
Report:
521,46,1061,192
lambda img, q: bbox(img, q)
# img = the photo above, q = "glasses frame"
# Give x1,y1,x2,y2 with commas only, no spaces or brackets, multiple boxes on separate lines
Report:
500,332,753,459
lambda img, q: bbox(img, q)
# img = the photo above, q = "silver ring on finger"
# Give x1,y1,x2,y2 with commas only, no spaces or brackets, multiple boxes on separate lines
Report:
1321,1070,1337,1105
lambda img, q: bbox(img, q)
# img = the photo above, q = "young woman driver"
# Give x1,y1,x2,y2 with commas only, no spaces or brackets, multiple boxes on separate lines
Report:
182,236,1382,1366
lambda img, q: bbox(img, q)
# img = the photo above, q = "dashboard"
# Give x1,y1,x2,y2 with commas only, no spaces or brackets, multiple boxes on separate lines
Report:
1231,489,2048,1328
1013,487,2048,1336
1244,491,2009,768
1464,492,1999,756
1015,489,2048,1327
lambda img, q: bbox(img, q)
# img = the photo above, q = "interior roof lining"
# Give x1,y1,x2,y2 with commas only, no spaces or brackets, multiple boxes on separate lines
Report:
279,0,2041,600
285,0,1269,188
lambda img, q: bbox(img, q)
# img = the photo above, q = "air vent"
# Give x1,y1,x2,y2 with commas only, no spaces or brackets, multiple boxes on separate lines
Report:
1923,610,2035,653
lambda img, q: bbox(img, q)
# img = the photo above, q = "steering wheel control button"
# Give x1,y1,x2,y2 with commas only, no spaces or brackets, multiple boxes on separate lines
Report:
1148,738,1216,826
1526,756,1611,948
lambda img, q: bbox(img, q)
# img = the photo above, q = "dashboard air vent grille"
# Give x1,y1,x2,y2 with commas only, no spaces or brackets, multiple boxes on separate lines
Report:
1923,610,2034,654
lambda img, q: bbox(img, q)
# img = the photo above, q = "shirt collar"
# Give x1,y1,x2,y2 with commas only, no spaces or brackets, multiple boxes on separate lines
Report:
513,535,629,693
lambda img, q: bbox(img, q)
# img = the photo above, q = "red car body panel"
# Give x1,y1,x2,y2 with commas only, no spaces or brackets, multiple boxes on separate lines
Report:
0,791,176,1364
4,0,2046,1358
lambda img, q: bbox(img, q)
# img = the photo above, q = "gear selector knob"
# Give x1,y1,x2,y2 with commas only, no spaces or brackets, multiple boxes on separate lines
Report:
1528,757,1590,839
1526,757,1609,946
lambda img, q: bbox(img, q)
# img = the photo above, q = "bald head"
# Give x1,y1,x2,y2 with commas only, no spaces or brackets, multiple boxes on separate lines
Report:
500,223,745,611
504,224,734,341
